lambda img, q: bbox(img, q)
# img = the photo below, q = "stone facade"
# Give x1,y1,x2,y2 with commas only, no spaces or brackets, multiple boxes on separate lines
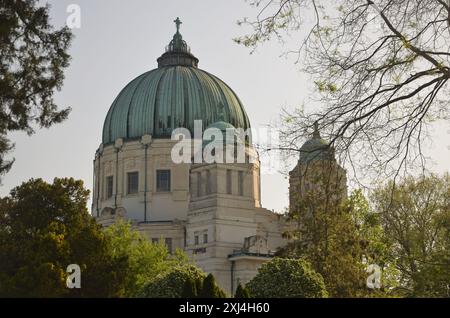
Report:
93,132,347,294
93,135,289,294
93,20,348,295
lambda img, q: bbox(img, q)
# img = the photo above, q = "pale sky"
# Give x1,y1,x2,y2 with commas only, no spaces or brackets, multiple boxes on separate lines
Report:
1,0,449,212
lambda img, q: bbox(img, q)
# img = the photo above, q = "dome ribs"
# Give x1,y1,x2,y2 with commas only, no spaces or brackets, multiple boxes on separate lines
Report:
102,66,251,144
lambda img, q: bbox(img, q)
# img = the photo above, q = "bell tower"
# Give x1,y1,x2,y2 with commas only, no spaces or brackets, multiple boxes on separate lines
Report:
185,122,264,294
289,123,347,214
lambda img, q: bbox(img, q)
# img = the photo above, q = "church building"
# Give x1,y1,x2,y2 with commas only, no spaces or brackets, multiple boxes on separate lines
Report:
92,19,347,294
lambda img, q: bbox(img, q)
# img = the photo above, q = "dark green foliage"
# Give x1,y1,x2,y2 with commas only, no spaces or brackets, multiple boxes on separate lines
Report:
194,277,203,296
282,171,370,297
138,265,206,298
246,258,328,298
0,0,73,176
198,273,227,298
0,177,195,298
0,178,128,297
140,267,228,298
103,220,190,297
372,174,450,297
234,283,251,298
181,278,198,298
216,288,227,298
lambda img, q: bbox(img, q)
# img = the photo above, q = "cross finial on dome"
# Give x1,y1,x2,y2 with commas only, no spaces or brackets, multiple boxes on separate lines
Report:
159,17,199,67
174,17,182,33
313,121,321,138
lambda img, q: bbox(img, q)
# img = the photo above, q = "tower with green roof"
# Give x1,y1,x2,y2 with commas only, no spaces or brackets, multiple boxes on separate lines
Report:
92,19,289,295
289,122,348,214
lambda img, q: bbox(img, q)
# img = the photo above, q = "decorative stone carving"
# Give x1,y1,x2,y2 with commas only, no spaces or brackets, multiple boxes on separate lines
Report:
115,207,127,218
100,206,127,219
243,235,269,255
101,207,115,217
141,134,152,145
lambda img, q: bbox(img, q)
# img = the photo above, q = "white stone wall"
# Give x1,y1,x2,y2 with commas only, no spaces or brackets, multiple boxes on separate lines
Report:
93,138,289,295
93,138,190,222
185,159,287,295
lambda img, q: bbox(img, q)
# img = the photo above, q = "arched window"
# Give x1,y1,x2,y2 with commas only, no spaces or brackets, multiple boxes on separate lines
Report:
106,176,114,198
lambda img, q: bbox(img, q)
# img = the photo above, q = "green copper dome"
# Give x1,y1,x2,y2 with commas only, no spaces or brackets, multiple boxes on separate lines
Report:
299,123,334,163
202,121,247,148
102,18,250,145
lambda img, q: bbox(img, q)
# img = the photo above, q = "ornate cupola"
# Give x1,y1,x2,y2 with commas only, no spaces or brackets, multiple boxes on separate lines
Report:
299,122,335,163
101,17,250,143
157,17,199,68
289,121,348,213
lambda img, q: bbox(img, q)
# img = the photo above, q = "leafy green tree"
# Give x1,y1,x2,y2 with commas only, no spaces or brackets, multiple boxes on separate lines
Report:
181,278,198,298
103,220,190,297
246,257,328,298
346,190,399,296
194,277,203,296
138,264,206,298
0,0,73,176
198,273,227,298
0,178,128,297
237,0,450,180
282,167,370,297
234,283,251,298
371,174,450,297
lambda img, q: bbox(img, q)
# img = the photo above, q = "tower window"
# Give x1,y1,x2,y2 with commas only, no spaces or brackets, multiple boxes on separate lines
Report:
226,169,232,194
127,171,139,194
203,233,208,244
106,176,114,198
195,235,199,245
238,171,244,196
156,170,171,192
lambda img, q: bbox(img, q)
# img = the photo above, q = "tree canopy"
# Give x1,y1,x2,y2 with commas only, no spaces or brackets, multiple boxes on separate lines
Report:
246,257,328,298
138,264,207,298
138,265,228,298
282,185,373,297
103,220,191,297
0,178,128,297
0,0,72,176
234,283,252,298
237,0,450,182
198,273,227,298
371,173,450,297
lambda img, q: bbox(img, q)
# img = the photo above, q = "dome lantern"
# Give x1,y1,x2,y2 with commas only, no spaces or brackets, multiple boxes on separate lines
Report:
312,121,321,139
157,17,199,68
102,19,251,145
299,122,334,163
